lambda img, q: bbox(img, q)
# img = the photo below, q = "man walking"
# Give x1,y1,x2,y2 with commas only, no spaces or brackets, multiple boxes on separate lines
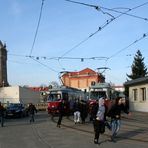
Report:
0,102,5,127
28,103,37,123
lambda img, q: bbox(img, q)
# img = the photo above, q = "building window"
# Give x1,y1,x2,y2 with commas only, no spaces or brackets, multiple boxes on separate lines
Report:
133,89,138,101
140,87,146,101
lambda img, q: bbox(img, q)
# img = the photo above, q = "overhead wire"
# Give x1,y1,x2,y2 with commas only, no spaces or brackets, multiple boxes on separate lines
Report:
107,33,148,60
60,0,148,58
29,0,45,56
65,0,148,21
29,57,59,73
9,1,148,73
27,0,59,73
101,4,148,21
8,53,108,61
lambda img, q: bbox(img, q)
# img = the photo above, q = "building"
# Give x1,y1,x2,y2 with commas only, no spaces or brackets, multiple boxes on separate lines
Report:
0,41,9,87
0,86,40,105
112,85,125,92
61,68,105,91
124,76,148,112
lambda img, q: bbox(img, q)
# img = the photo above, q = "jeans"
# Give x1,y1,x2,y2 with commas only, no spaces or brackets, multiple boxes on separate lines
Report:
111,119,121,137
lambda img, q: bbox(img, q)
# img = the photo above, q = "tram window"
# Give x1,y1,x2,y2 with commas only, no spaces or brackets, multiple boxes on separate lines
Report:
90,91,106,100
48,94,61,102
62,93,68,101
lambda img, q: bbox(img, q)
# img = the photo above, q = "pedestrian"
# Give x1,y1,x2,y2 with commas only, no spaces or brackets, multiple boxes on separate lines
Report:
0,102,5,127
89,100,98,122
73,99,81,124
28,103,37,123
108,97,131,142
93,97,106,144
57,99,67,128
80,100,88,124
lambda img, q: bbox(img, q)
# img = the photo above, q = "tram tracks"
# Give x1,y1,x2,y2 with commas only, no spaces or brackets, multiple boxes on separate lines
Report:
31,121,52,148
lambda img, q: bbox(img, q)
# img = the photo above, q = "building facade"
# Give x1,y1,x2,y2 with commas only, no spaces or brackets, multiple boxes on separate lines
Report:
124,76,148,112
0,86,40,105
61,68,105,91
0,41,9,87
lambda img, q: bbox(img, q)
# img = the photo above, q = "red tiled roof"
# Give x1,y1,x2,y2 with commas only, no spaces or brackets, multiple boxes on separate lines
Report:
29,87,48,91
63,68,96,76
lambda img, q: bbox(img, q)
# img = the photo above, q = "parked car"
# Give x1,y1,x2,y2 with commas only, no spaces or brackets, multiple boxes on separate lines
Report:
6,103,28,118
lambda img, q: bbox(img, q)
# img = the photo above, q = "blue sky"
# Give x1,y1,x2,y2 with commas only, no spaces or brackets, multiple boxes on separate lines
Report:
0,0,148,86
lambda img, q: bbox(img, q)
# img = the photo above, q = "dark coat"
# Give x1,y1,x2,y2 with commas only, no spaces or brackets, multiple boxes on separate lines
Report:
28,104,37,115
58,101,67,115
90,102,99,120
0,105,5,117
108,103,129,119
73,101,81,112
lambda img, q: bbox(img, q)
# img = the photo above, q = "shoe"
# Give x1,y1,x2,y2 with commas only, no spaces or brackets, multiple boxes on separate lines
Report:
94,139,98,144
111,136,116,142
57,124,60,128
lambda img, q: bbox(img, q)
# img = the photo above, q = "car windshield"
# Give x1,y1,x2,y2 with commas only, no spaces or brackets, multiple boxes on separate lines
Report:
8,104,22,108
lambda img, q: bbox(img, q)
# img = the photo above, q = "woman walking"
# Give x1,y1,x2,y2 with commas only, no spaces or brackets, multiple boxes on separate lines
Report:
93,97,106,144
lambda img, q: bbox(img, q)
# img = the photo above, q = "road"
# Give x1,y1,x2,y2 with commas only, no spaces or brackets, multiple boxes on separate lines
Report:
0,111,148,148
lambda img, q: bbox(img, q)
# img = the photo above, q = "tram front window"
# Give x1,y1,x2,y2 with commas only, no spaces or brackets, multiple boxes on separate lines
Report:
90,91,106,100
48,94,61,102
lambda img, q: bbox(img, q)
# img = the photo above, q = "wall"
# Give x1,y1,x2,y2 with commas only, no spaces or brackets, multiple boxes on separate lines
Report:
19,86,40,104
62,68,104,91
129,83,148,112
0,86,19,103
0,86,40,104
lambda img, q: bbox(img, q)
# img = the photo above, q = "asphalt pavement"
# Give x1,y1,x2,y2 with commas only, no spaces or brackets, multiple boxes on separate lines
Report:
0,111,148,148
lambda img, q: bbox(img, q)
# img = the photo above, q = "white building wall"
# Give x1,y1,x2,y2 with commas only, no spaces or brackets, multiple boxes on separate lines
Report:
129,83,148,112
0,86,19,103
0,86,40,104
19,86,40,104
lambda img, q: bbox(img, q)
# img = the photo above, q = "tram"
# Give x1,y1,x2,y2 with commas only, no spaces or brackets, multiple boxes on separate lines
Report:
88,82,119,115
47,86,85,115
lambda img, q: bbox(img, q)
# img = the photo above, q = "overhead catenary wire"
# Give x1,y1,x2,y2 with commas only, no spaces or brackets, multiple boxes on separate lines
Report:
8,32,148,74
65,0,148,21
101,4,148,21
29,56,59,73
8,54,108,61
29,0,45,56
60,0,148,58
8,1,148,73
107,33,148,60
8,32,148,62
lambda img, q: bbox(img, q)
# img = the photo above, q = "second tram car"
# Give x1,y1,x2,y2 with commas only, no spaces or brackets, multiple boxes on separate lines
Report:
88,82,117,115
47,86,85,114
